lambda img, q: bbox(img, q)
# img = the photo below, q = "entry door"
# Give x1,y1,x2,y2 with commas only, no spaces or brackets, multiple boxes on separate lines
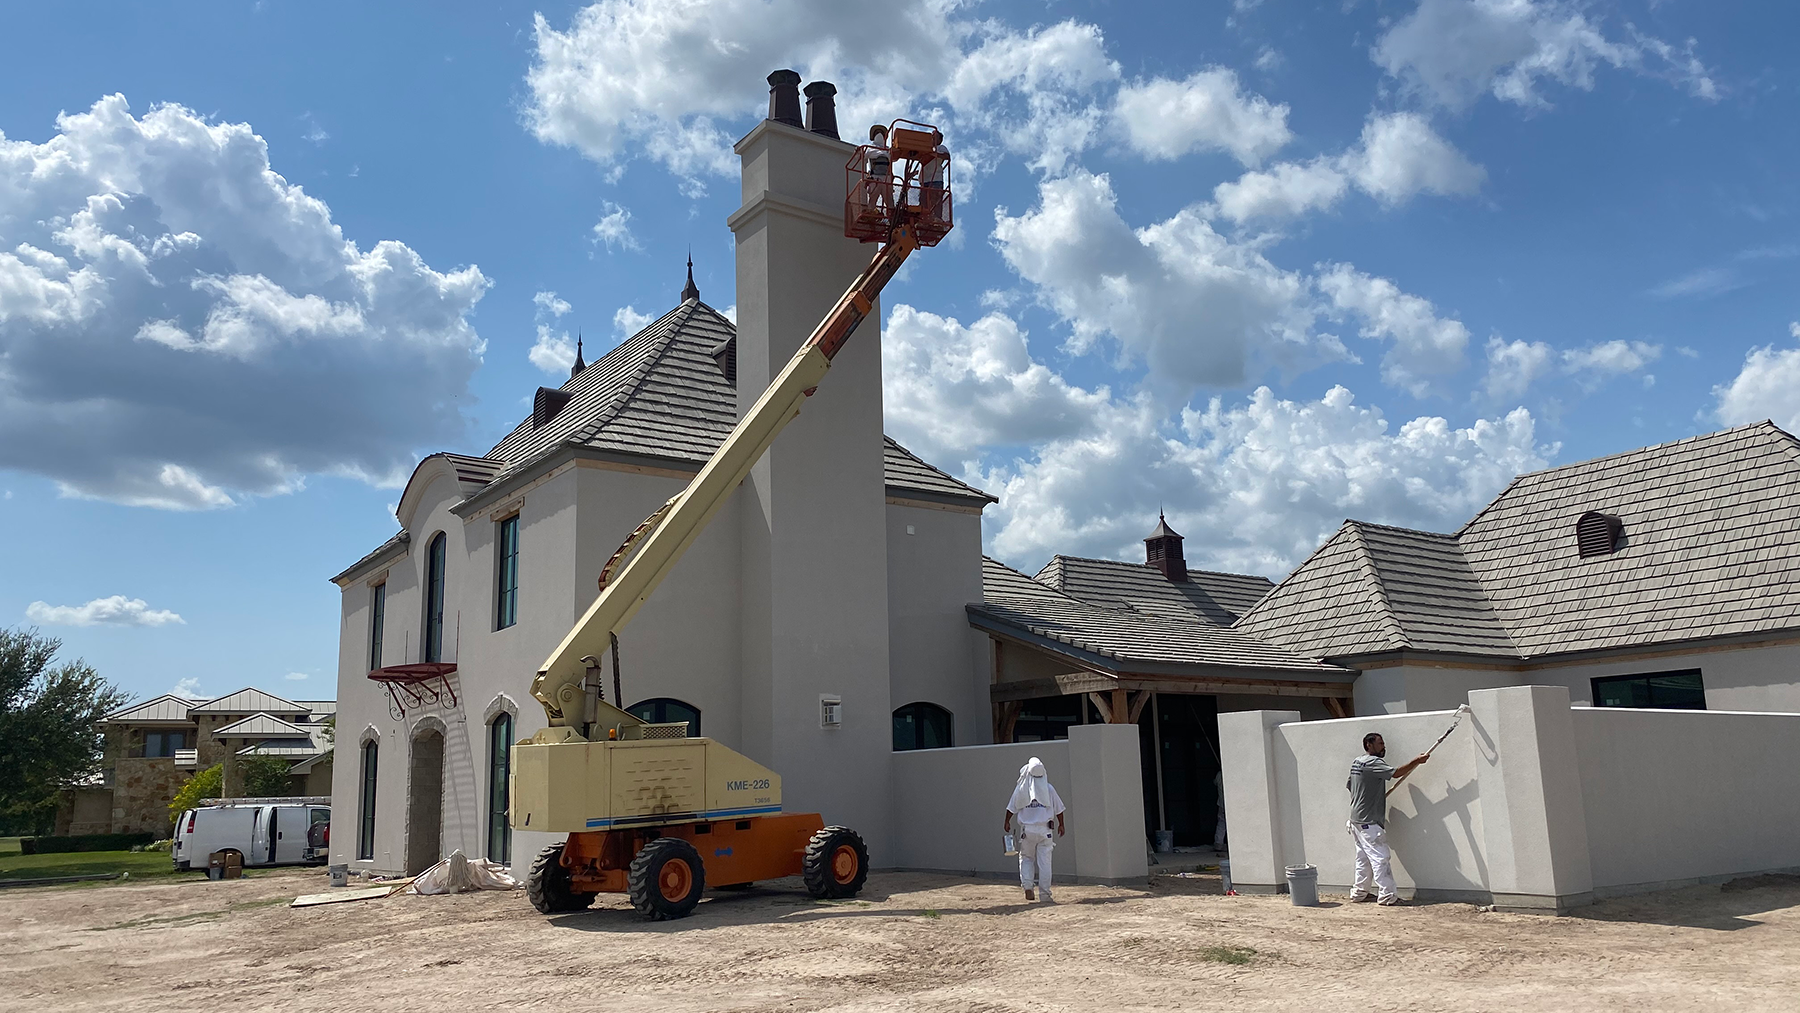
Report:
406,730,445,876
273,806,310,864
1141,694,1222,849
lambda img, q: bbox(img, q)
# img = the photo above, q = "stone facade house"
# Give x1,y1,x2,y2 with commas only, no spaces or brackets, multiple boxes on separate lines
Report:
70,688,335,835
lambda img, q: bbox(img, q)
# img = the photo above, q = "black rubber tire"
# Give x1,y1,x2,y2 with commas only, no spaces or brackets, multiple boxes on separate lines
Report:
803,825,869,899
628,837,706,920
526,841,596,914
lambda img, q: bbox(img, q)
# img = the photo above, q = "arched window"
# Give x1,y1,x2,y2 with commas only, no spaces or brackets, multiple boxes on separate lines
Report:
423,532,447,662
487,713,513,864
628,698,700,736
357,740,379,860
893,702,953,751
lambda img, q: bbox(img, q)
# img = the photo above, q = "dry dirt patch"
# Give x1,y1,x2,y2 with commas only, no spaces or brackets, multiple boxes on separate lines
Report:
2,869,1797,1012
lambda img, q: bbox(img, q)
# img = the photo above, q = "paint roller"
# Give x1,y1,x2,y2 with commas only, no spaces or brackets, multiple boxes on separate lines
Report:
1385,704,1471,798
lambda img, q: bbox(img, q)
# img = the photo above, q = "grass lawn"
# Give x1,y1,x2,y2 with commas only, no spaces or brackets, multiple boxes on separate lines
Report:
0,837,21,856
0,849,183,883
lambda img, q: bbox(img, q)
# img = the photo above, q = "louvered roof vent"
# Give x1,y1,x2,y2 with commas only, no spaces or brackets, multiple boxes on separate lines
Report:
533,386,573,428
1576,511,1624,558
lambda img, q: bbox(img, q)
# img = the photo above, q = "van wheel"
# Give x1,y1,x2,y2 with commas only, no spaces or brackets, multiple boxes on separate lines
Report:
628,838,705,920
803,826,869,899
527,842,596,914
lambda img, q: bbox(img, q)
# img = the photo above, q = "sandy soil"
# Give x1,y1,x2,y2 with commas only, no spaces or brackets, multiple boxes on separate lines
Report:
4,868,1798,1012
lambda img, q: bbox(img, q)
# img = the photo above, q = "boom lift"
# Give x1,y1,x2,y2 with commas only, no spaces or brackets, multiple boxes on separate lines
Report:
512,122,952,919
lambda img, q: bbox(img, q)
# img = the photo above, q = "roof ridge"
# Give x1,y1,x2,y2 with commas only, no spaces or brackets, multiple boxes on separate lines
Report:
1046,552,1274,584
1347,519,1457,540
105,693,190,720
1343,524,1411,651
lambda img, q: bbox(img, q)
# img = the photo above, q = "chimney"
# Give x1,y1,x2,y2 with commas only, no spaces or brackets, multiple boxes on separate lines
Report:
767,70,803,127
803,81,839,139
1144,512,1189,583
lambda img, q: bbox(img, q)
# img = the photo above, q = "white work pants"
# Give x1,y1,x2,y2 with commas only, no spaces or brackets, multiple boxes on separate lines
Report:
1349,821,1396,901
1018,825,1055,898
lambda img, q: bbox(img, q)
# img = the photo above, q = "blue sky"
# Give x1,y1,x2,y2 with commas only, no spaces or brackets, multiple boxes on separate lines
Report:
1,0,1795,704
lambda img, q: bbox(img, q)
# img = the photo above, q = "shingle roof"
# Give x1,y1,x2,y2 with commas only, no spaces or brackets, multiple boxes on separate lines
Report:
213,712,314,738
1035,555,1273,625
972,557,1349,676
190,688,308,716
884,437,997,505
1241,422,1800,662
330,531,408,585
103,694,196,724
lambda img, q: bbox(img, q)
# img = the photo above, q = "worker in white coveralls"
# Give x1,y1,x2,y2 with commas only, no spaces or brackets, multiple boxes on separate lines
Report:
1347,732,1430,906
1003,757,1066,902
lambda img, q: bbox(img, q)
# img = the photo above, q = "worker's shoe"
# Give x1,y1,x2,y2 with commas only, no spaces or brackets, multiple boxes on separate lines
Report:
1376,895,1406,906
1350,892,1376,903
1023,889,1036,901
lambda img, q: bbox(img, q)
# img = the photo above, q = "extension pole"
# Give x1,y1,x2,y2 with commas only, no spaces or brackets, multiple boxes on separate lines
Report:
1386,704,1471,798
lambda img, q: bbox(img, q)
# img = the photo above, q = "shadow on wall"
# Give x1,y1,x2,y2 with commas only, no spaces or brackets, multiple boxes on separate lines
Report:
1386,777,1486,892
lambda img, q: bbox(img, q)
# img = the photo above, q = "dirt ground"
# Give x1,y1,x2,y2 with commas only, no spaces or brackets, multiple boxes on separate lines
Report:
4,869,1798,1012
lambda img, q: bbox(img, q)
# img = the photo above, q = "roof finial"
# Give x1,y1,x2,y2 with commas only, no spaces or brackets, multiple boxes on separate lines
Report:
571,332,585,378
681,249,699,303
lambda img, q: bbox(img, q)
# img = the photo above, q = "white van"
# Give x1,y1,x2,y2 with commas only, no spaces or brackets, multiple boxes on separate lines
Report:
172,797,330,871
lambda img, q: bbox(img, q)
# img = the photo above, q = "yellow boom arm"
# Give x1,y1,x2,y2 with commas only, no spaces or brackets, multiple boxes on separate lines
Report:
528,228,922,736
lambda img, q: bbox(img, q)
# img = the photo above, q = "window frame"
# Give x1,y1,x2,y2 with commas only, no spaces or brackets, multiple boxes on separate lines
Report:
627,698,701,736
495,514,520,631
423,532,447,663
486,713,513,865
357,740,379,860
892,701,954,751
369,582,386,671
1591,669,1707,710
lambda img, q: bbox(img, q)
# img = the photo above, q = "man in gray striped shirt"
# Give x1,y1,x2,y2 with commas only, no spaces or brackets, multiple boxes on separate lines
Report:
1347,732,1430,905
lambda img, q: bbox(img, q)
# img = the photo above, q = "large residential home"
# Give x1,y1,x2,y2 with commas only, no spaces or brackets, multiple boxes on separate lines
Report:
966,421,1800,848
328,86,998,877
64,688,335,836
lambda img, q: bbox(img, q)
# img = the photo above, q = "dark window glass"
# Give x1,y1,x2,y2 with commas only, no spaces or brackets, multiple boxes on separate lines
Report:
892,702,954,751
358,741,379,860
369,583,386,671
627,698,701,736
1010,695,1097,742
424,533,447,663
1592,670,1706,710
495,516,519,630
487,713,513,864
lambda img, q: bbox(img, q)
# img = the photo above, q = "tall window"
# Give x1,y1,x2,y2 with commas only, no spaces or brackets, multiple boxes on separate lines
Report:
357,740,379,860
424,533,447,663
495,515,519,630
1593,670,1706,710
369,582,386,671
892,702,954,751
628,698,701,736
487,713,513,864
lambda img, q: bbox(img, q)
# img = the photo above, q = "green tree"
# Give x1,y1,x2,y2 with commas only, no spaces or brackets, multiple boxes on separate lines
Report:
169,763,224,818
0,628,129,835
243,755,300,797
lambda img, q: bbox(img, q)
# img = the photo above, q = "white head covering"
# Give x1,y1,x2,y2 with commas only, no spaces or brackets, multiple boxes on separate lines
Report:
1007,756,1065,815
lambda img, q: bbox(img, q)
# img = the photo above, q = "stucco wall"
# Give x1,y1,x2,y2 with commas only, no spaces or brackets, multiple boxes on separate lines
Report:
1572,706,1800,892
888,724,1147,883
886,502,990,747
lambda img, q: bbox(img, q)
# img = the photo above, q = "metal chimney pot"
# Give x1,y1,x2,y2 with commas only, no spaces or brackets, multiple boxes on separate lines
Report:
767,70,803,127
803,81,839,139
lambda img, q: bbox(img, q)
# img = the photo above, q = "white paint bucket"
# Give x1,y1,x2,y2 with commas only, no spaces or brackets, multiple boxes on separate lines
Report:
1153,830,1174,853
1285,864,1319,906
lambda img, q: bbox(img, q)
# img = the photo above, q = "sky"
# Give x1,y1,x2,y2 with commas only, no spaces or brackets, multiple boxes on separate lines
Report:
1,0,1796,705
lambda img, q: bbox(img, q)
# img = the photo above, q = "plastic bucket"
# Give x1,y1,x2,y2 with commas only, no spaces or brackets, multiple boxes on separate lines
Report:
1153,830,1174,854
1219,859,1232,894
1285,864,1319,906
328,864,349,887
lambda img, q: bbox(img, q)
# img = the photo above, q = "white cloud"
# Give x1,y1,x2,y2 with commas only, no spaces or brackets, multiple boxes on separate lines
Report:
979,382,1550,576
1715,335,1800,433
881,304,1111,465
592,201,641,251
533,290,572,317
1211,112,1482,224
1649,266,1745,300
614,305,652,335
172,677,204,699
1480,335,1661,400
720,304,737,325
285,672,309,681
0,96,489,509
1372,0,1718,110
26,595,185,627
1317,264,1470,397
1114,67,1290,166
992,170,1340,390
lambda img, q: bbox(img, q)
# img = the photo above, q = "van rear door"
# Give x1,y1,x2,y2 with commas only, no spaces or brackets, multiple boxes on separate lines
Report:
249,806,273,866
273,806,311,864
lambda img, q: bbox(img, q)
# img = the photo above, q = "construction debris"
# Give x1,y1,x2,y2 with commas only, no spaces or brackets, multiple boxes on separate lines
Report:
409,850,520,895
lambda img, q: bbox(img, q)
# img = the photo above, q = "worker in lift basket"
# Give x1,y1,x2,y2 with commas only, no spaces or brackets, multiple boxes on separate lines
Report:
865,124,892,215
1003,757,1066,902
1347,732,1430,906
